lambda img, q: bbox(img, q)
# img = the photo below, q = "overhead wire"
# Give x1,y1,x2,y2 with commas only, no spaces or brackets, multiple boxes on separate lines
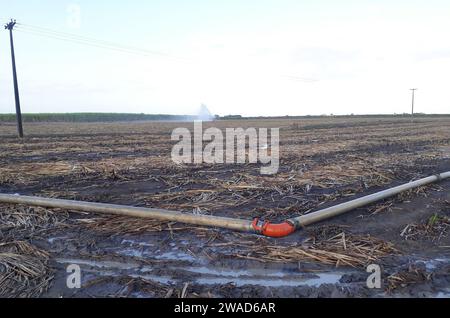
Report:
16,28,163,58
13,22,318,83
17,23,182,60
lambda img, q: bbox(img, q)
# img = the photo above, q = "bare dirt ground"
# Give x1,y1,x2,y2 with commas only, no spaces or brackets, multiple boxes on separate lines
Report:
0,117,450,298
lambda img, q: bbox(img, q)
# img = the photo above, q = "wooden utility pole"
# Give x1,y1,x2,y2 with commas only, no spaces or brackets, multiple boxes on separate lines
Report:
410,88,417,120
5,19,23,138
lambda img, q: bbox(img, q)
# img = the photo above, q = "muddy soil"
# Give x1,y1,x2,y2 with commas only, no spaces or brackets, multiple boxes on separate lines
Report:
1,118,450,298
32,182,449,298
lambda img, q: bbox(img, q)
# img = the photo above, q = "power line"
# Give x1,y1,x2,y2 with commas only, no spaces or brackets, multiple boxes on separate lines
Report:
16,28,163,58
13,21,318,84
17,23,181,58
18,23,182,59
14,30,178,59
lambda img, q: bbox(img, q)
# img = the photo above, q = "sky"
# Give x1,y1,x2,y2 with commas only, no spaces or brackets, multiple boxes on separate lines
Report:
0,0,450,116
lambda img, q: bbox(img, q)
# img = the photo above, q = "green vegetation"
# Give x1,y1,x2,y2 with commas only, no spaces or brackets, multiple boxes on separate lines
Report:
243,113,450,120
0,113,196,123
0,112,449,123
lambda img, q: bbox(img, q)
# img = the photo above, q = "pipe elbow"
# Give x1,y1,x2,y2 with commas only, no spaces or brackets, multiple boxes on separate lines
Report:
252,218,296,238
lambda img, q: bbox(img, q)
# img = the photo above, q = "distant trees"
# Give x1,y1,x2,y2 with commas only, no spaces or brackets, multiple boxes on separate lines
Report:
0,113,197,123
221,115,243,120
0,112,448,123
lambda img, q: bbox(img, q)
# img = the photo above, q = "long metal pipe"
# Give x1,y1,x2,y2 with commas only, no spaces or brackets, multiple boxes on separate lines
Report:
0,171,449,237
289,171,450,228
0,194,254,232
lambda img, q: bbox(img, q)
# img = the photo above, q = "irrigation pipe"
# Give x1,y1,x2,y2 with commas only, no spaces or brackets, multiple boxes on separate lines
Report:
0,171,449,238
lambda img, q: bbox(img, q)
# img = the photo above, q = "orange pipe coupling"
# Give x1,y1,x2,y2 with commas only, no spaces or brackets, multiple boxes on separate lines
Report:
252,218,296,238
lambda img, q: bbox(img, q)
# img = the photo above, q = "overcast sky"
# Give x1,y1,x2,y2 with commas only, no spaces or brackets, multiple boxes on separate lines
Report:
0,0,449,116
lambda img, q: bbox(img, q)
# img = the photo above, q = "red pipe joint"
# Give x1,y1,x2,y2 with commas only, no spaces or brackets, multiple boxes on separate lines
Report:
252,218,296,238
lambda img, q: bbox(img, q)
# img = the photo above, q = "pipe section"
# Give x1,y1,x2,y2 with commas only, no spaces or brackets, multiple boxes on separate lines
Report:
0,171,449,238
0,193,254,232
287,171,450,229
252,218,295,238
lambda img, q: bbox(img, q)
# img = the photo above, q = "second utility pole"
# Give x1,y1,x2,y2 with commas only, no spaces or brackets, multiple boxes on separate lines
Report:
410,88,417,121
5,19,23,138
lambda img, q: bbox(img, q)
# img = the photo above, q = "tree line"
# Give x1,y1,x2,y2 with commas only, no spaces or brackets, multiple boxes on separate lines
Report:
0,113,197,122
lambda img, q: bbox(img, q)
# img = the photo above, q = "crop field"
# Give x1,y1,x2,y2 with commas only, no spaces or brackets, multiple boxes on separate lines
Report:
1,117,450,298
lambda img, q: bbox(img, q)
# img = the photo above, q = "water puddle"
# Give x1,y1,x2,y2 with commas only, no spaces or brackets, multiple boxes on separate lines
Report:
416,258,450,270
117,239,196,262
128,273,172,285
179,266,290,278
56,258,174,284
121,239,154,248
48,236,69,244
56,258,139,271
195,272,342,287
155,251,196,262
118,248,147,258
55,257,345,289
117,248,196,262
435,289,450,298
